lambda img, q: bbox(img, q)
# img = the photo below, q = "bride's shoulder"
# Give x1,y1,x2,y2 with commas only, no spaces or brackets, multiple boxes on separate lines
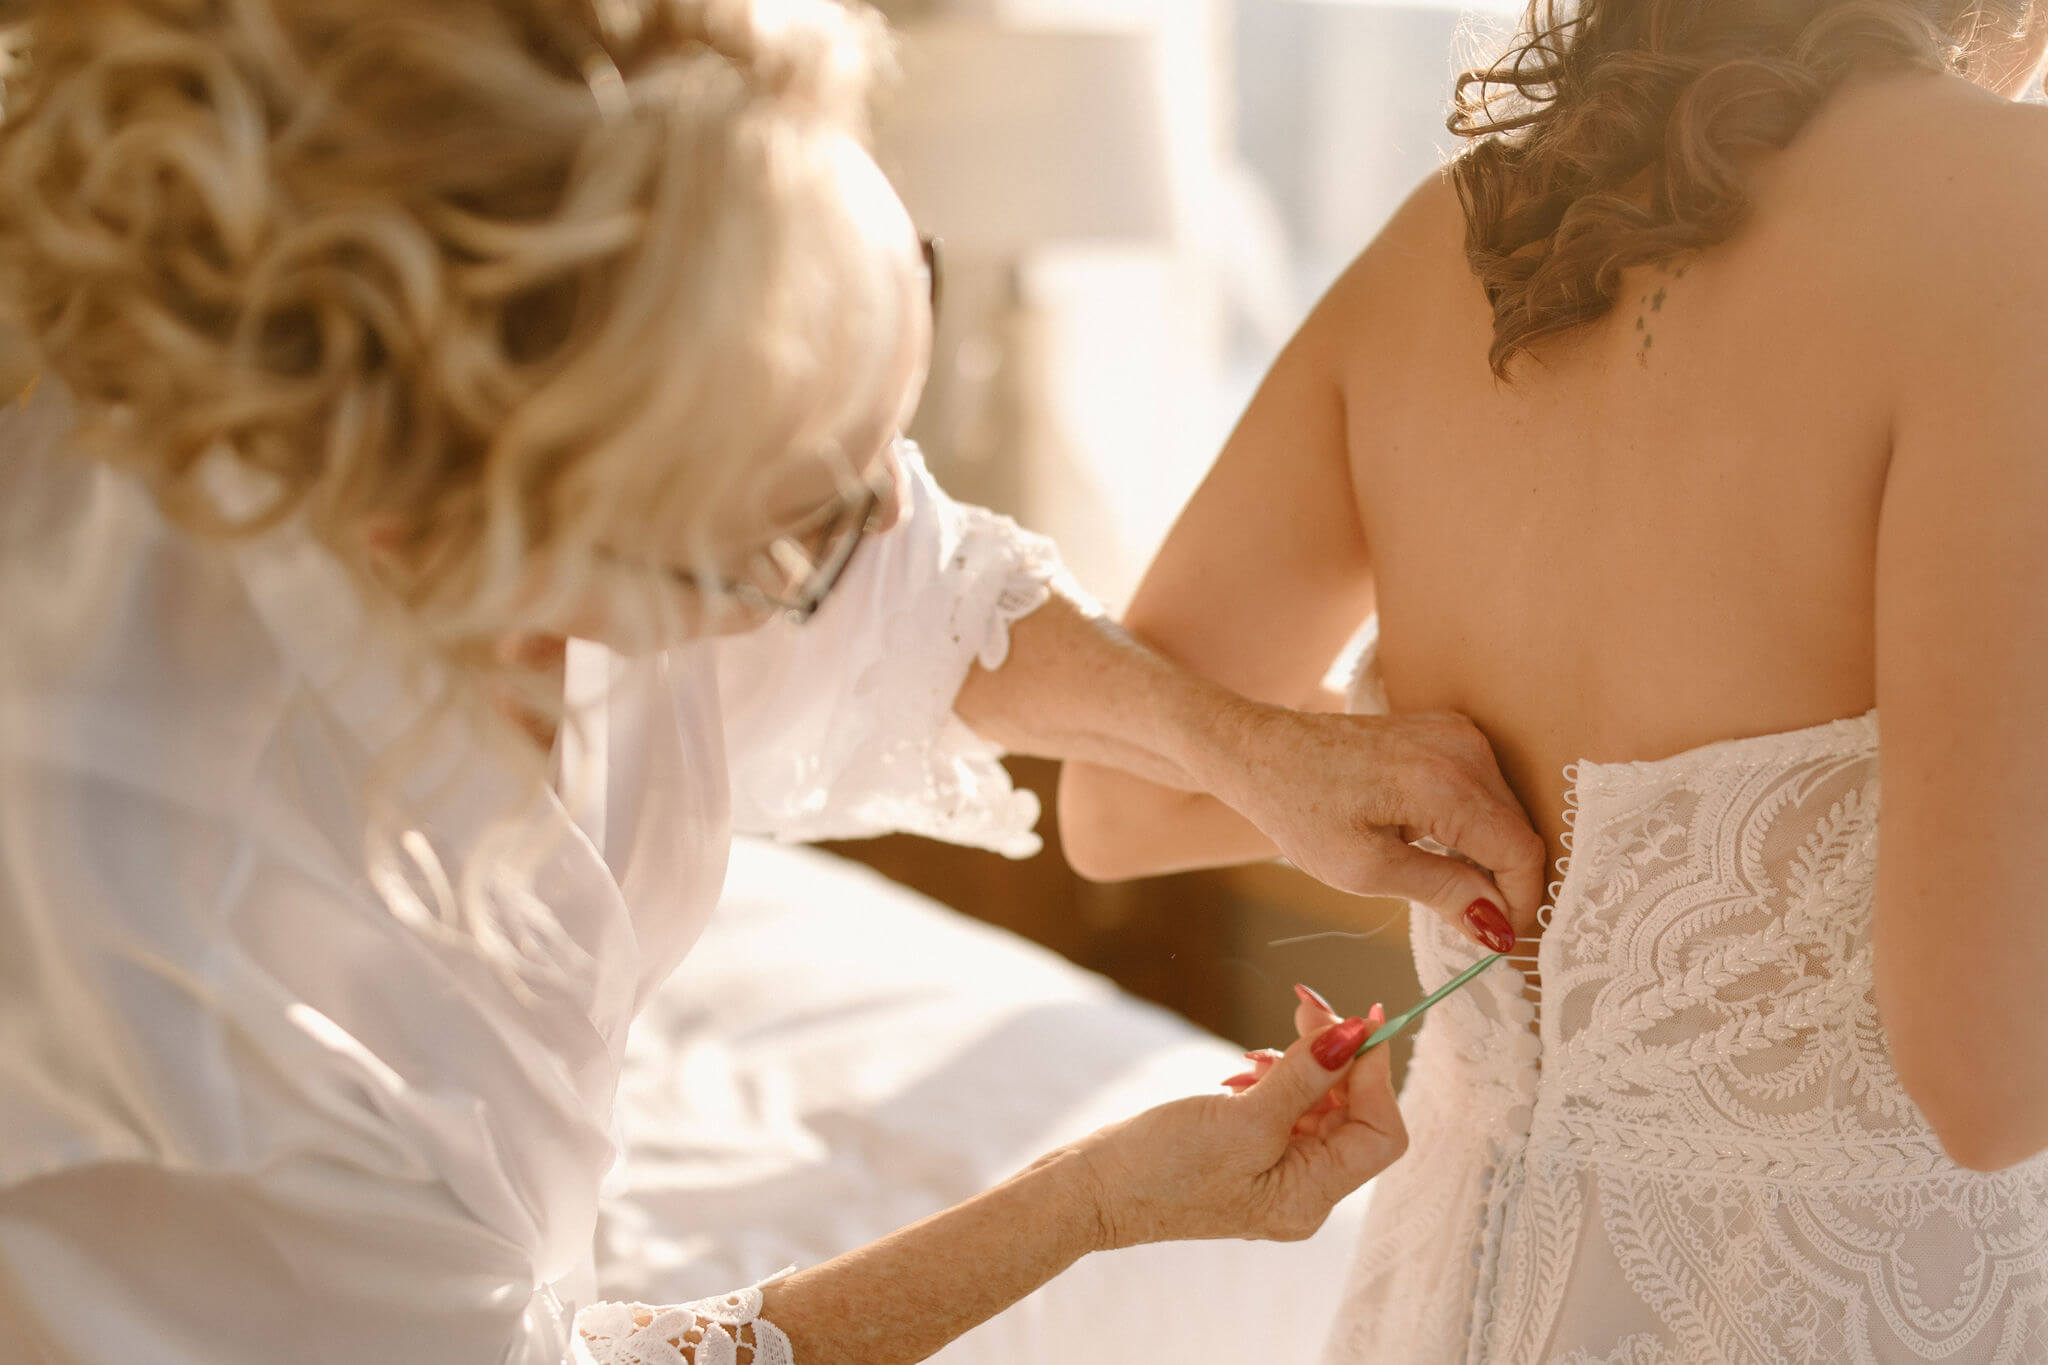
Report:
1374,166,1466,243
1810,66,2048,160
1792,73,2048,271
1764,72,2048,385
1349,167,1465,277
1309,169,1478,352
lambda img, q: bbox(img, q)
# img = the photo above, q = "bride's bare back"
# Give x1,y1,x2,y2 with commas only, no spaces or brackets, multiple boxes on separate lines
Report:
1085,72,2038,873
1063,65,2048,1166
1335,76,1966,868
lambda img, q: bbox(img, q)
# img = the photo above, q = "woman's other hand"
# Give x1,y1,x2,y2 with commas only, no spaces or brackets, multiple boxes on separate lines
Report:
1212,702,1546,946
1074,1008,1405,1250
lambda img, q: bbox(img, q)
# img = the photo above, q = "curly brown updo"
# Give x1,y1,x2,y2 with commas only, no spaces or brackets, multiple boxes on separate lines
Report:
1452,0,2038,377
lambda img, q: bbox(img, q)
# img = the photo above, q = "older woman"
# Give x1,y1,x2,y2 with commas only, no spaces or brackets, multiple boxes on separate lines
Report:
0,3,1549,1363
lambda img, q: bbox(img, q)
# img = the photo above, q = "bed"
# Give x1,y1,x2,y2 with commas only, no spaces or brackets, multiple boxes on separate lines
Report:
594,837,1372,1363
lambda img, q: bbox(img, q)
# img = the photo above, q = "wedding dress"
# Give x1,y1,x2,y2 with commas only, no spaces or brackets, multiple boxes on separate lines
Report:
1324,633,2048,1364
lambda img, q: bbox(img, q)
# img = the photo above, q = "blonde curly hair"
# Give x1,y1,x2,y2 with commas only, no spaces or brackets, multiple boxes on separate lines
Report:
0,0,915,666
0,0,924,981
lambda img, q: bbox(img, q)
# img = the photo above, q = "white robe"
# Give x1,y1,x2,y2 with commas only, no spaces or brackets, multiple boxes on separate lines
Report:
0,378,1062,1365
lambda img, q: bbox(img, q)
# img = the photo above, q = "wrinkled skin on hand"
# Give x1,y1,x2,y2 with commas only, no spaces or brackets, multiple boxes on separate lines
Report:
1221,705,1547,946
1075,1012,1405,1251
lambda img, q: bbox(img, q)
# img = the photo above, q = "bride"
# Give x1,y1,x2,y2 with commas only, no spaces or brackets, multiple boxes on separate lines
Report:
1061,0,2048,1359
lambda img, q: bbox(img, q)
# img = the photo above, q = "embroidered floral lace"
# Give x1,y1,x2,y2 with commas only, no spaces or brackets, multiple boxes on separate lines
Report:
575,1280,794,1365
1325,704,2048,1363
718,442,1067,860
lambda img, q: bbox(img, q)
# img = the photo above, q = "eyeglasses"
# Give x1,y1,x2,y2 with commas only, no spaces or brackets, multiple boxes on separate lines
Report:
722,455,899,623
922,232,942,319
721,234,941,625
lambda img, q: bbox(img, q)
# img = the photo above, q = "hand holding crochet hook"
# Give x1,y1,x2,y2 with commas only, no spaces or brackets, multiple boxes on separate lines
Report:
1223,958,1506,1133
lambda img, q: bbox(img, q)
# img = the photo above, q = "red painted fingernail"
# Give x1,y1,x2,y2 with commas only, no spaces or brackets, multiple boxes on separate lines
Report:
1295,983,1335,1014
1311,1017,1371,1070
1367,1002,1386,1028
1222,1072,1258,1090
1464,899,1516,954
1244,1049,1283,1064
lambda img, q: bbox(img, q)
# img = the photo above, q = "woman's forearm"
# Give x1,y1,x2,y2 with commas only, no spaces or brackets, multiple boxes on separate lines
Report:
759,1147,1104,1364
955,590,1262,796
963,591,1356,880
960,590,1549,927
955,591,1293,878
740,1009,1411,1365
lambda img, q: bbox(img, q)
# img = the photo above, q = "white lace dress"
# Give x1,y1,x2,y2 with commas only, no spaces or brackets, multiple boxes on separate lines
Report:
1324,644,2048,1363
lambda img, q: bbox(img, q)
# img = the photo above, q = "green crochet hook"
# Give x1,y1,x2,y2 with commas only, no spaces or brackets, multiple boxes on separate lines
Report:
1352,952,1506,1057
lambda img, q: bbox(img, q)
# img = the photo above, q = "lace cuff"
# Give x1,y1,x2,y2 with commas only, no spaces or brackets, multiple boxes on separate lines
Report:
573,1280,794,1365
716,444,1081,859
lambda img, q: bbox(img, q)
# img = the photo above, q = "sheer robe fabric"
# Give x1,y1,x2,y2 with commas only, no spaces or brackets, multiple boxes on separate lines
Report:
0,380,1062,1364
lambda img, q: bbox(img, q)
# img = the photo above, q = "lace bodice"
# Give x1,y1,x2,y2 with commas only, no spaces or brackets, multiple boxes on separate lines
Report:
1325,702,2048,1363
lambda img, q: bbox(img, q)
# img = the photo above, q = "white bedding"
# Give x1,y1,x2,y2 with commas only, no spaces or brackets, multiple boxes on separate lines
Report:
594,838,1371,1363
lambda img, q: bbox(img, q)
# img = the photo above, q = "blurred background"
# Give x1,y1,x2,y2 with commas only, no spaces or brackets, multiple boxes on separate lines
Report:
823,0,1523,1080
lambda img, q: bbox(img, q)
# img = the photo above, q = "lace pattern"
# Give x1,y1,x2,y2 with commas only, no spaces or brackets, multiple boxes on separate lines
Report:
771,496,1060,855
720,445,1065,859
1326,708,2048,1364
575,1279,795,1365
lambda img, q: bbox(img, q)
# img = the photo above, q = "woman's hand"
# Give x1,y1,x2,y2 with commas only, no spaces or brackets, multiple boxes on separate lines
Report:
1203,701,1546,947
1073,1009,1405,1250
649,996,1403,1365
1227,983,1374,1131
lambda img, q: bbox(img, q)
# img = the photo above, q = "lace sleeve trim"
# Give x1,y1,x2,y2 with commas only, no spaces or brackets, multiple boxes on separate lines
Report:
727,455,1079,860
761,500,1058,857
573,1273,796,1365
